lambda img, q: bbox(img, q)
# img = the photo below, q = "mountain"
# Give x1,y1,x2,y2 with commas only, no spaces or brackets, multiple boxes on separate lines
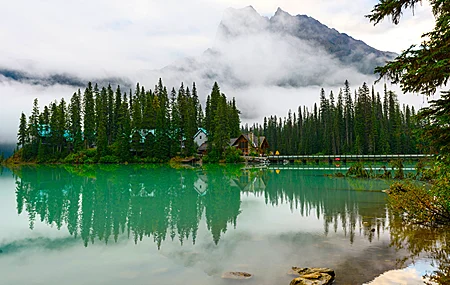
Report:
0,68,132,88
161,6,396,88
0,142,15,158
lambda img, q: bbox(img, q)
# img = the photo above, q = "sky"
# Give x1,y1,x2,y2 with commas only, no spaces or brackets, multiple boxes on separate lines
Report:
0,0,435,143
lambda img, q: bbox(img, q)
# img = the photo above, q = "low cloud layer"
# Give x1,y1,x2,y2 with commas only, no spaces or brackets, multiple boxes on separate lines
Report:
0,2,434,143
154,6,391,89
0,79,76,143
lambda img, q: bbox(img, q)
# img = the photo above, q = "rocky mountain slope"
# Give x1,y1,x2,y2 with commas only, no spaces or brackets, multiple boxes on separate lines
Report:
161,6,396,88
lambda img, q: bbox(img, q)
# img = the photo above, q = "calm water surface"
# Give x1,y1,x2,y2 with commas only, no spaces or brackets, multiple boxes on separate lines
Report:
0,165,443,284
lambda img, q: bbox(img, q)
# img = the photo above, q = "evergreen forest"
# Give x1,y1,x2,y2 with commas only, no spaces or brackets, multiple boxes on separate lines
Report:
15,80,241,163
252,81,422,155
14,79,425,164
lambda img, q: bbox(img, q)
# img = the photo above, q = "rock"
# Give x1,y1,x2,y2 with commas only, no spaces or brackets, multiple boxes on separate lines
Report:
222,271,253,280
289,267,335,278
288,267,335,285
301,273,322,279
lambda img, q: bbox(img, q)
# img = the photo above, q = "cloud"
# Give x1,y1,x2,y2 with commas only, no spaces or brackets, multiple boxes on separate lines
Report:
0,1,435,142
364,267,428,285
215,0,434,52
0,0,433,77
0,79,76,143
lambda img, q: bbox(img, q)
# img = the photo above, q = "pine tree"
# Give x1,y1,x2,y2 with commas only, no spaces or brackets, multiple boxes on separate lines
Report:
184,87,197,156
117,93,131,162
229,98,241,138
69,90,83,152
170,87,181,156
57,98,68,157
49,102,59,156
343,80,354,152
213,95,230,154
96,87,108,159
107,84,115,145
83,83,96,148
154,81,170,160
18,112,28,149
113,85,122,143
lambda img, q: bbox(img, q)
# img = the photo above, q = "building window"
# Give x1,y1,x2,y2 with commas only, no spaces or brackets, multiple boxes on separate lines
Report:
200,136,202,139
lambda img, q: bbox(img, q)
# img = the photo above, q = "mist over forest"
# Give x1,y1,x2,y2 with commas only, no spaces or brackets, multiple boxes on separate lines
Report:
0,6,428,148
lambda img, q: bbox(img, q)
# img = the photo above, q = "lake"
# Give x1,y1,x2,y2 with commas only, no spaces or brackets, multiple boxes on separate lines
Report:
0,164,445,284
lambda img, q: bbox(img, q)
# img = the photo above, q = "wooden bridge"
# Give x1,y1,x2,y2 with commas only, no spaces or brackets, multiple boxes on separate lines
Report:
267,154,433,164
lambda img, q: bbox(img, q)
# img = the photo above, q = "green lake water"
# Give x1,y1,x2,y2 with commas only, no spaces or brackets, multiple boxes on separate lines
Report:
0,164,443,284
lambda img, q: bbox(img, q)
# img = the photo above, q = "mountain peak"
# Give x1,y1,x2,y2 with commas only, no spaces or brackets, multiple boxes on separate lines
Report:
217,6,267,41
244,5,257,12
274,7,291,17
166,6,397,89
224,5,260,16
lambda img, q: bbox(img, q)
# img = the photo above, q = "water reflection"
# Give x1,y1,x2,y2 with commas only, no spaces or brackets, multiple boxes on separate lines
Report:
14,165,240,248
11,165,390,249
388,218,450,284
3,165,450,284
251,169,388,243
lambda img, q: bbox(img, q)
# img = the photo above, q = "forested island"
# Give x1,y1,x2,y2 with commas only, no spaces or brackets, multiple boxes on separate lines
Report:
12,80,241,164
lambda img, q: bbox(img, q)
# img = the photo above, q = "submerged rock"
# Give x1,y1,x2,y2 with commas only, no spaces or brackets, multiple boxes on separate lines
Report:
288,267,335,285
222,271,253,280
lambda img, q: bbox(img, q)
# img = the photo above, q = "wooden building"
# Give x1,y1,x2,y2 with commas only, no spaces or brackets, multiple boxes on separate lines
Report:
230,133,269,155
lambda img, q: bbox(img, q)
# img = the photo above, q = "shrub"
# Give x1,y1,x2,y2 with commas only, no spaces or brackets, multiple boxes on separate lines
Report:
203,149,221,164
388,156,450,226
98,155,119,164
64,153,78,164
83,148,97,158
141,157,161,164
224,147,243,163
346,161,369,178
390,159,404,179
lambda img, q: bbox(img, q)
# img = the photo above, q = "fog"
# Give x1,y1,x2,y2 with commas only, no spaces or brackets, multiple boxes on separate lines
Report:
0,4,435,143
0,79,75,143
0,76,429,145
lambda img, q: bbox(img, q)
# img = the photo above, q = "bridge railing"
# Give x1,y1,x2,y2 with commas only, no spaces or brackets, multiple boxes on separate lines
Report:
267,154,433,161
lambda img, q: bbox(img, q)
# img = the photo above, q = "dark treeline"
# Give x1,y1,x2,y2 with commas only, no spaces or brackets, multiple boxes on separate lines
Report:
16,80,240,163
247,81,420,155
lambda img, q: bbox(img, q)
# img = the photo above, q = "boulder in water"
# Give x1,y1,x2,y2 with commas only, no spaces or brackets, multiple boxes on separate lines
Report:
222,271,253,280
288,267,335,285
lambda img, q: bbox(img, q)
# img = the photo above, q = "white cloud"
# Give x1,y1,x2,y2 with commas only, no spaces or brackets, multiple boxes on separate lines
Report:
0,0,436,142
0,0,433,75
0,79,74,143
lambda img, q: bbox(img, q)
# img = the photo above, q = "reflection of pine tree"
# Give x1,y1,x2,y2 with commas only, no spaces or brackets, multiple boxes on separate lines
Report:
81,177,94,247
67,178,81,237
260,169,387,244
15,165,390,248
204,167,241,245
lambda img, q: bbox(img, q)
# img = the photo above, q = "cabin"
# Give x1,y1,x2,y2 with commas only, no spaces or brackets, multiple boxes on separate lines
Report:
197,142,208,155
37,124,74,143
130,129,156,154
230,133,269,155
193,174,208,196
194,128,208,147
132,129,155,143
230,173,266,192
